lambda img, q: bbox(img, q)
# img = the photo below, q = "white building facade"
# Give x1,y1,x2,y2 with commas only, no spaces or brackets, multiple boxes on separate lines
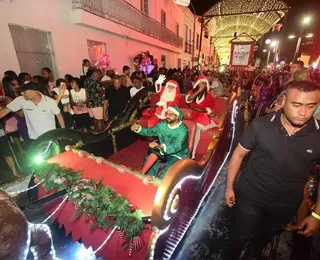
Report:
0,0,216,77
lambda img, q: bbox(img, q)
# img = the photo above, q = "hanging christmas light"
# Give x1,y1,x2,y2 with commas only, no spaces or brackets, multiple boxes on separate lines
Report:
204,0,289,61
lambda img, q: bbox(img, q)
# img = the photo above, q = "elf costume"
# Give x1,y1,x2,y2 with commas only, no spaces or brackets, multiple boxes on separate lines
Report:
135,106,189,179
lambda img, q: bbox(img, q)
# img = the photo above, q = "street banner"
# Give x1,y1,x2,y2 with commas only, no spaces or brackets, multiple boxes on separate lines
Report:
230,42,255,67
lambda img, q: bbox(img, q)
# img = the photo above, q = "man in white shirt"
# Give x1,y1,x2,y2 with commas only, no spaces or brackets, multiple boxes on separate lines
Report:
0,82,65,140
130,76,145,97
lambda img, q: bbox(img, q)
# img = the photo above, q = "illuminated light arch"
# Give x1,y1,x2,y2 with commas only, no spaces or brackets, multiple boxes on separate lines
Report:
204,0,289,62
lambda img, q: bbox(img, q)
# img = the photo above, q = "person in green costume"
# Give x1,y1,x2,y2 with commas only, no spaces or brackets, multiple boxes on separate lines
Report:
131,106,189,179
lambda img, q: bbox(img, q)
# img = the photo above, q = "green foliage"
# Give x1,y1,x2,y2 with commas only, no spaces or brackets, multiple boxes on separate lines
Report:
35,163,144,239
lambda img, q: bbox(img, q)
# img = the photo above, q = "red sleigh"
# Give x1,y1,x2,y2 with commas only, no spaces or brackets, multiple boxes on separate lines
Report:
27,89,240,259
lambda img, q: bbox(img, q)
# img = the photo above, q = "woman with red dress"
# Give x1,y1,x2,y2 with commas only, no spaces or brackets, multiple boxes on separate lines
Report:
186,75,216,159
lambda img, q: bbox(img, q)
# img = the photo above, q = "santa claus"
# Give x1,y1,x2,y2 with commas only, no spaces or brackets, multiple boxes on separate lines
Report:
154,75,181,119
141,75,181,127
186,75,217,159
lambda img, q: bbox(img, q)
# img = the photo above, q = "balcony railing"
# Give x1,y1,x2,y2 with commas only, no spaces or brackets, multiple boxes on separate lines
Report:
72,0,183,49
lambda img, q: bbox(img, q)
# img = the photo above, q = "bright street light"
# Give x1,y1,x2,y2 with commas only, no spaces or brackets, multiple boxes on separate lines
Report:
265,39,271,45
303,16,311,24
271,41,278,47
288,35,296,39
263,49,267,53
305,33,314,38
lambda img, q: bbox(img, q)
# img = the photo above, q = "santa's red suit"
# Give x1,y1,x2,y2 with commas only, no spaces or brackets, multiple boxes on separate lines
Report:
154,79,181,119
185,75,217,158
142,75,181,127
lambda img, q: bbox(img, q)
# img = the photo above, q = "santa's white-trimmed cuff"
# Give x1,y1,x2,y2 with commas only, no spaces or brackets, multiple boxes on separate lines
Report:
185,94,193,104
206,107,213,115
134,126,142,133
155,83,162,93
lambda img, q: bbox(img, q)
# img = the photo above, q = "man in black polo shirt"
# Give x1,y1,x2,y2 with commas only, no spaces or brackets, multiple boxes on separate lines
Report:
224,81,320,259
103,75,131,121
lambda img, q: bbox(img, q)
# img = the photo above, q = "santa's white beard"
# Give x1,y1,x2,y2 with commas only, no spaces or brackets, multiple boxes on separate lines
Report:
160,88,176,103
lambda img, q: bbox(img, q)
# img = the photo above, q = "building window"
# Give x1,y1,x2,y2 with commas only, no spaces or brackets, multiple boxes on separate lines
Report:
87,40,107,67
184,24,188,52
161,55,166,67
141,0,148,15
176,23,180,36
161,10,166,27
178,58,182,69
196,33,200,50
8,24,57,77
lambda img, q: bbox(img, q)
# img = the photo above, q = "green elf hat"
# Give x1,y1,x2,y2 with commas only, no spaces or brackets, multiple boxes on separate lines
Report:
167,106,184,121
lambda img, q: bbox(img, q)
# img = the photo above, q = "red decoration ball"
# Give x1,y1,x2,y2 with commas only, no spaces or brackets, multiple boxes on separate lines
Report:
96,157,105,164
65,145,72,151
91,215,97,222
130,206,136,213
78,151,87,157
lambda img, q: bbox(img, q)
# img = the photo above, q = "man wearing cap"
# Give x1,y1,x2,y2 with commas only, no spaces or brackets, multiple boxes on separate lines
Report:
0,82,65,140
131,106,189,179
186,75,216,159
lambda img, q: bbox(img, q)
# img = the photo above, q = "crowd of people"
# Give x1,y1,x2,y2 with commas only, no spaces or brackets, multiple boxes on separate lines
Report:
224,63,320,259
1,56,320,259
0,59,226,181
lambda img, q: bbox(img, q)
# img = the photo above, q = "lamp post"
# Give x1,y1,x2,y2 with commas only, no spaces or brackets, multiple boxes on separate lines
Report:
265,39,279,66
271,40,279,65
265,39,271,65
292,16,311,62
289,33,314,61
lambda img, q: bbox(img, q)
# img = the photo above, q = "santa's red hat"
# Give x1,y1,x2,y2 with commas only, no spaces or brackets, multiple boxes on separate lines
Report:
166,80,179,89
193,75,210,91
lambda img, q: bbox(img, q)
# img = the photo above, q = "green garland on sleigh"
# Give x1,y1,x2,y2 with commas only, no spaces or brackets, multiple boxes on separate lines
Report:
35,163,145,240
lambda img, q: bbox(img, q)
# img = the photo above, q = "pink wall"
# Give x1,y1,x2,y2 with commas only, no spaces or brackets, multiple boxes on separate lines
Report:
0,0,185,78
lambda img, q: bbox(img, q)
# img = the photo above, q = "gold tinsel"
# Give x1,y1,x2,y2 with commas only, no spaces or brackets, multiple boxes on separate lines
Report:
204,0,289,63
65,143,161,187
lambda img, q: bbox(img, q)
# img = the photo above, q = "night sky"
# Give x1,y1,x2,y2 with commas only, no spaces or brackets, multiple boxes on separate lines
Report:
190,0,320,62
